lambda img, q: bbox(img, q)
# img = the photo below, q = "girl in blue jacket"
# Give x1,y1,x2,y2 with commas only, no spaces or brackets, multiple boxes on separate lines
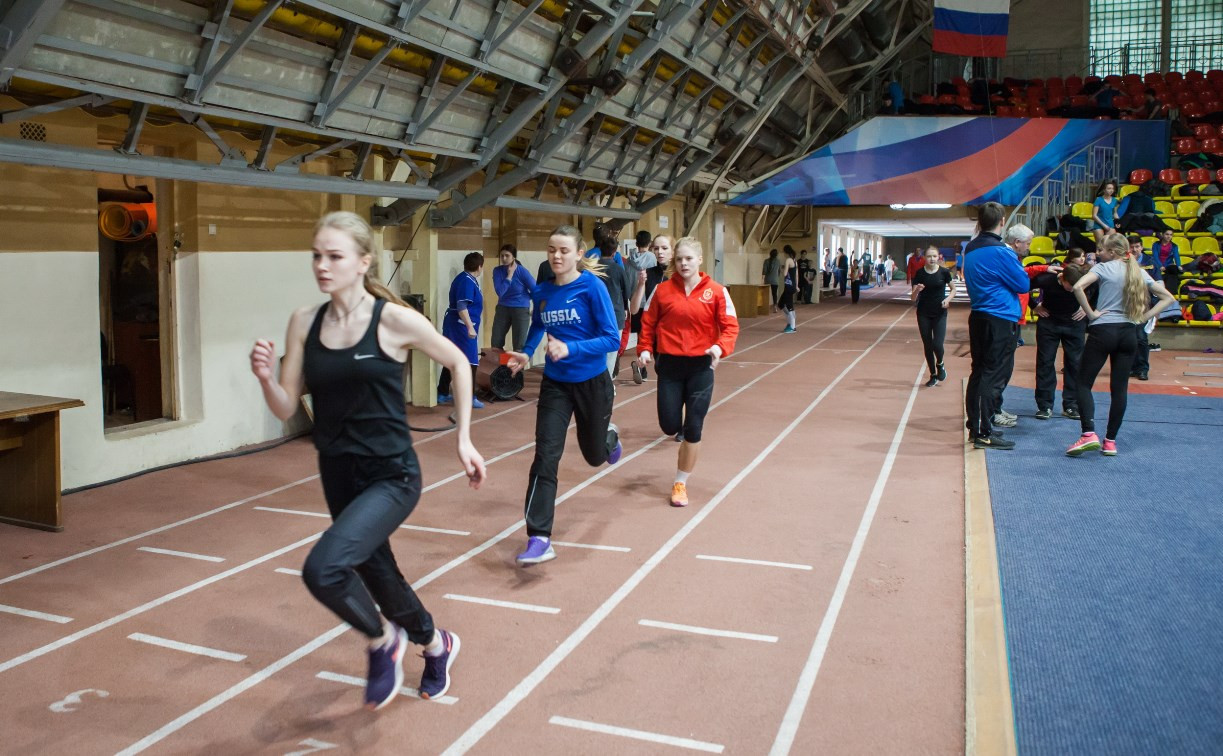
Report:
505,225,623,566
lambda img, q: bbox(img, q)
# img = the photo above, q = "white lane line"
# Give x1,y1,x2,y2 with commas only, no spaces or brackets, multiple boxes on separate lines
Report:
0,475,319,585
400,524,471,536
549,716,724,753
128,633,247,662
638,619,778,643
116,305,877,755
441,306,904,755
274,568,302,576
254,506,327,518
768,360,927,756
0,604,73,624
551,541,631,553
443,594,560,615
0,534,321,674
315,670,459,705
695,554,812,571
136,547,225,563
0,401,537,587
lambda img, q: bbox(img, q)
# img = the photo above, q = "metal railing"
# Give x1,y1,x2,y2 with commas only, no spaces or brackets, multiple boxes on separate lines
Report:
1008,131,1119,235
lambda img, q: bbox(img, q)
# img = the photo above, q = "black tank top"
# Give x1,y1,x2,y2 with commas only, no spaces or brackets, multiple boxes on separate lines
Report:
303,298,411,457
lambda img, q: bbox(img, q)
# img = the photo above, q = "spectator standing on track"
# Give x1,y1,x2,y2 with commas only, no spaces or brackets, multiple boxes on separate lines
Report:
490,243,535,355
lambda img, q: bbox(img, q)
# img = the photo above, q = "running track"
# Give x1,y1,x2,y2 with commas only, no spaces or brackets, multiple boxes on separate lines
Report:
0,289,966,754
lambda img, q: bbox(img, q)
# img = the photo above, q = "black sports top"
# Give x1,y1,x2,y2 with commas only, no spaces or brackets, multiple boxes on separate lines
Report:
303,298,411,457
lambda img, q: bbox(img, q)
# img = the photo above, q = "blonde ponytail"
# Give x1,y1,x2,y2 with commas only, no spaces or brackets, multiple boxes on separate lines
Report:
1121,251,1149,322
315,211,408,307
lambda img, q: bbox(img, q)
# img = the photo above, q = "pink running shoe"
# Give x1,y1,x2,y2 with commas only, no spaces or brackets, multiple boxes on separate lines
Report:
1066,432,1101,457
1101,439,1117,456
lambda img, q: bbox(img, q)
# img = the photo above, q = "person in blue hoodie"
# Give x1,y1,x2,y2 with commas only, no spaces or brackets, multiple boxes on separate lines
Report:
963,203,1032,450
505,224,623,567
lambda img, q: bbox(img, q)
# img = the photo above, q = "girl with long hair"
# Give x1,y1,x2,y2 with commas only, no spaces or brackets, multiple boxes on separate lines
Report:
779,248,798,332
505,225,623,566
490,243,535,354
249,211,486,710
1091,178,1120,243
911,245,953,387
1065,232,1176,456
636,238,739,507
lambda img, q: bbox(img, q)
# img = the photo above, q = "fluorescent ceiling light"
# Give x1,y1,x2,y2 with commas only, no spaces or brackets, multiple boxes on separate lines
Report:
889,203,952,210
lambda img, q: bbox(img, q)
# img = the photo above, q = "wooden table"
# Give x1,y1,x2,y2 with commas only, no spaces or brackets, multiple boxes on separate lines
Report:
0,392,85,532
727,284,772,318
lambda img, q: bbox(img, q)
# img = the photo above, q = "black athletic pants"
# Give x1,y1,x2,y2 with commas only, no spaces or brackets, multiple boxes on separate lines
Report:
491,304,531,352
524,372,616,538
1034,317,1085,411
822,271,832,288
838,269,848,295
656,354,715,443
304,451,435,644
769,283,779,307
778,283,795,311
915,310,947,376
1076,322,1137,439
850,279,861,303
965,311,1018,439
1132,322,1150,374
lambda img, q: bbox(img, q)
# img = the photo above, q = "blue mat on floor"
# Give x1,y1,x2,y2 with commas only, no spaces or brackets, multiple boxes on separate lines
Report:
986,386,1223,755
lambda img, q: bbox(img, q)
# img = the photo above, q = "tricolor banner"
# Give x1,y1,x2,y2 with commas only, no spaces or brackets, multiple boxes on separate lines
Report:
933,0,1010,58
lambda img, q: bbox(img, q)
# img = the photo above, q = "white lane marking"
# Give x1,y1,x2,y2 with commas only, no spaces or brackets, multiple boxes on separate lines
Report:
0,401,537,587
254,506,327,518
0,603,73,624
49,688,109,713
128,633,247,662
695,554,812,571
400,524,471,536
441,306,903,755
0,534,321,674
769,360,927,756
0,475,319,585
136,547,225,563
274,568,302,576
285,738,337,756
315,670,459,705
551,541,631,553
638,619,778,643
117,305,880,754
443,594,560,615
549,715,724,753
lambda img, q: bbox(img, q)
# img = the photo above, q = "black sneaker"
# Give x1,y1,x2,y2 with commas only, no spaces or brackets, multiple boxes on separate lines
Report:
1136,372,1149,381
937,363,947,381
924,377,939,387
973,433,1015,450
1149,343,1161,352
1062,407,1081,420
1035,407,1053,420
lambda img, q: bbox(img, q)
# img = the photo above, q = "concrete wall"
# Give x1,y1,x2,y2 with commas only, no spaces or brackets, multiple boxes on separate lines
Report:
1008,0,1090,56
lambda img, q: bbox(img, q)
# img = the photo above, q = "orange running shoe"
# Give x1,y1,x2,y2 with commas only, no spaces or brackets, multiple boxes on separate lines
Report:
670,481,688,507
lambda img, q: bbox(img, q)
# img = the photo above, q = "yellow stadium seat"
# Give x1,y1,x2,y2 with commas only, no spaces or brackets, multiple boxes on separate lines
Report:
1022,255,1046,266
1163,219,1183,231
1029,236,1054,254
1051,255,1066,263
1173,236,1191,255
1071,201,1094,219
1155,200,1175,216
1177,200,1201,218
1142,236,1155,249
1193,237,1221,253
1184,218,1209,237
1119,184,1139,198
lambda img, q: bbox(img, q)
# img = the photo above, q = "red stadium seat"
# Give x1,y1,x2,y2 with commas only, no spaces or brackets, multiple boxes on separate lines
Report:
1177,91,1200,106
1123,74,1142,87
1113,95,1131,109
1066,75,1083,93
1160,168,1185,184
1204,101,1223,114
1183,103,1206,117
918,94,935,104
1046,94,1065,109
1201,137,1222,153
1187,168,1212,184
1217,169,1223,182
1208,70,1223,82
1144,72,1164,86
1193,124,1215,140
995,105,1014,116
1186,70,1205,82
1130,169,1153,185
937,93,956,105
1167,71,1184,84
1070,95,1091,107
1031,105,1047,117
1175,138,1200,154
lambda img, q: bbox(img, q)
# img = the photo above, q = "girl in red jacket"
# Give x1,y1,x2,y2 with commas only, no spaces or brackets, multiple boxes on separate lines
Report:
636,237,740,507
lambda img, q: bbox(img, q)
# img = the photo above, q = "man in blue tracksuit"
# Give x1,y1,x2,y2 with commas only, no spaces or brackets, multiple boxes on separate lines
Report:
963,203,1031,449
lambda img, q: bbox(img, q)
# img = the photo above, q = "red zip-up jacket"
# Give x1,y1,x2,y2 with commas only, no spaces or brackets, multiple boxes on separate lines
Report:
637,273,739,359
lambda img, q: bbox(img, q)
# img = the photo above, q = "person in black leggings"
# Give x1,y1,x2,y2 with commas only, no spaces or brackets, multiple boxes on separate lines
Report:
637,237,739,507
911,245,953,387
250,211,486,710
779,249,798,332
1066,232,1175,456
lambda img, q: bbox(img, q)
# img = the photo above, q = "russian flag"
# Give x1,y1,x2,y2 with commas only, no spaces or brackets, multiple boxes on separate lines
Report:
933,0,1010,58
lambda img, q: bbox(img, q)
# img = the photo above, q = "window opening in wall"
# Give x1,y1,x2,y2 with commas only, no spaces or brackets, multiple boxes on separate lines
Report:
98,183,174,429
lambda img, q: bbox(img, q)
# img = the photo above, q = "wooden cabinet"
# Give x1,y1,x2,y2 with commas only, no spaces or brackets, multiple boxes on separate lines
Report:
727,284,772,318
0,393,84,531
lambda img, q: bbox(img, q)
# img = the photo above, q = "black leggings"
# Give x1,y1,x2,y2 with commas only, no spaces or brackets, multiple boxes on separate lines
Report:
437,364,477,396
916,310,947,375
778,283,795,311
304,452,435,644
1075,322,1138,439
524,372,616,538
656,354,715,443
769,284,779,305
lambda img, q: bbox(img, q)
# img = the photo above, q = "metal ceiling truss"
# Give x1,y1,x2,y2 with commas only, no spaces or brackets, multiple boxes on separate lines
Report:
0,0,930,226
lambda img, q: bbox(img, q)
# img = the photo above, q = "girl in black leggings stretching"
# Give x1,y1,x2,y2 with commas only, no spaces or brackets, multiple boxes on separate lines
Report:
1065,232,1175,456
637,238,740,507
250,212,486,710
911,245,953,387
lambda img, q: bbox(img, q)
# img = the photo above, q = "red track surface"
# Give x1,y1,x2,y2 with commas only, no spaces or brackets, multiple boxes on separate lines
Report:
0,288,967,755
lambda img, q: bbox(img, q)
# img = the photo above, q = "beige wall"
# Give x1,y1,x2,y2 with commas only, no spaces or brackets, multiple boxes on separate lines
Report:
1008,0,1089,54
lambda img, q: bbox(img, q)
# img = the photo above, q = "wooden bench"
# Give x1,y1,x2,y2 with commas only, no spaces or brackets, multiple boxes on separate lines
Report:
0,392,85,531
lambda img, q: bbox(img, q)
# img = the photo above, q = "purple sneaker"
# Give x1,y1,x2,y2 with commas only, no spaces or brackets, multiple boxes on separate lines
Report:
419,629,460,701
365,624,407,710
516,536,556,566
606,423,622,465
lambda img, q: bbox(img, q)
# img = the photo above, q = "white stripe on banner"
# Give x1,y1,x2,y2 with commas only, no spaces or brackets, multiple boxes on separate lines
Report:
935,0,1009,13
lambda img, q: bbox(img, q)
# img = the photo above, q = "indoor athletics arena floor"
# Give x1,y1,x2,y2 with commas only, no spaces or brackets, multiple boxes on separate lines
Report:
1,284,1217,755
